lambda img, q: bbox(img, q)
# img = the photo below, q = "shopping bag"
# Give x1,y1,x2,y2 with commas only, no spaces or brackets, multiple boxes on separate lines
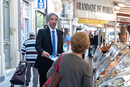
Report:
43,71,62,87
10,62,26,85
42,53,64,87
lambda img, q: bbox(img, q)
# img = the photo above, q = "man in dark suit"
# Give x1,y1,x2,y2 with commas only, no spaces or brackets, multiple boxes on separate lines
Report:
34,13,64,87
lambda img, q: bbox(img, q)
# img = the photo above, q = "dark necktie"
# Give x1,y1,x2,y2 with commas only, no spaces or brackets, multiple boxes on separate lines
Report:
52,31,55,55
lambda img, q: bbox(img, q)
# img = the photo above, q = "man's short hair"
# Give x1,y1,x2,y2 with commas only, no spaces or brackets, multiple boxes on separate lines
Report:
47,12,58,21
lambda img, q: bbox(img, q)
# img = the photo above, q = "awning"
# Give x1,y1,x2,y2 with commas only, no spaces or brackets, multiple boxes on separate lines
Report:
78,18,109,24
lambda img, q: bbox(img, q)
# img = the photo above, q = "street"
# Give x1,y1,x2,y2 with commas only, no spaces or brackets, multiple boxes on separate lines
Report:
0,47,93,87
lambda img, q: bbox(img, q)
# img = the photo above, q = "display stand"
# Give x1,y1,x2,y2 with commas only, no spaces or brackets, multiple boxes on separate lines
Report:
93,46,103,65
92,42,129,87
98,50,130,87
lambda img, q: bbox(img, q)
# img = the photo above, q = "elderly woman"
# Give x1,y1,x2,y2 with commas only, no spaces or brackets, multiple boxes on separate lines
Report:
47,32,92,87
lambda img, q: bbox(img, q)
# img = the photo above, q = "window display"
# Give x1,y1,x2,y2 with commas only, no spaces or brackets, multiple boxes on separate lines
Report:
96,44,120,79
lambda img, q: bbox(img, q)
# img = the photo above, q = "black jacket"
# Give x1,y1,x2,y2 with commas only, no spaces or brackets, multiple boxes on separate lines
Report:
34,27,63,71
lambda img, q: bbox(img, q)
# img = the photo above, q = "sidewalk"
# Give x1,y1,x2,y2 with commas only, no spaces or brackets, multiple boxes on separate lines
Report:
0,46,70,87
0,68,39,87
0,68,19,87
0,47,92,87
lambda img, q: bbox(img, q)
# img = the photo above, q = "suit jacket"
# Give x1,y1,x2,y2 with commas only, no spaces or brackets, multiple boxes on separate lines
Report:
34,27,63,71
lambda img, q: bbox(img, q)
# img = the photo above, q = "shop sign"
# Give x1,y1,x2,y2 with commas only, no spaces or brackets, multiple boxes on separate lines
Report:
38,0,45,8
74,0,116,21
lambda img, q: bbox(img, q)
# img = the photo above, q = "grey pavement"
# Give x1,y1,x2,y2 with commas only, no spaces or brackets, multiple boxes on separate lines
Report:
0,46,69,87
0,68,21,87
0,46,93,87
0,68,39,87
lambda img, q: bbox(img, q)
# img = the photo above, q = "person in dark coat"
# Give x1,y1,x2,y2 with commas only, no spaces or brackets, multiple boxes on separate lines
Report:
34,13,64,87
88,31,94,57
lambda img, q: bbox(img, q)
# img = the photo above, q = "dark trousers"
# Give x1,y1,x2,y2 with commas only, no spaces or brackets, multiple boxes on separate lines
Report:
38,69,48,87
88,47,92,57
26,63,38,86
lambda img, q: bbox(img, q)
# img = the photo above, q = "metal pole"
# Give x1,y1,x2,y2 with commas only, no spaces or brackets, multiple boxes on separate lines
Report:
114,20,117,43
45,0,48,24
70,19,72,36
63,18,64,32
98,28,100,46
105,24,107,46
35,10,37,34
18,0,21,52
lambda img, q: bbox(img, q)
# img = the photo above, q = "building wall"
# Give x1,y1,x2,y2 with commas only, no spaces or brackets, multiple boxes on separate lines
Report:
21,1,31,41
10,0,20,68
0,0,5,76
33,0,46,33
0,0,20,82
48,0,55,13
60,2,74,36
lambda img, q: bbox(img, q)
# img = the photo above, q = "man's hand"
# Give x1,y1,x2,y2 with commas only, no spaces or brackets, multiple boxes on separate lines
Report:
42,51,50,59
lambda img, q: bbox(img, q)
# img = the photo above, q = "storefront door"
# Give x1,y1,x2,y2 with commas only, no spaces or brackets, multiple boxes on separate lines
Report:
3,0,10,69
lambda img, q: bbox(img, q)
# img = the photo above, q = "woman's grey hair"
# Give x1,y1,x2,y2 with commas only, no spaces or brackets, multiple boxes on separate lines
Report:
47,12,58,21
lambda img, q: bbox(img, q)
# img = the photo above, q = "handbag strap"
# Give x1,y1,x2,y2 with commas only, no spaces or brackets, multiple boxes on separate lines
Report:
56,53,65,71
